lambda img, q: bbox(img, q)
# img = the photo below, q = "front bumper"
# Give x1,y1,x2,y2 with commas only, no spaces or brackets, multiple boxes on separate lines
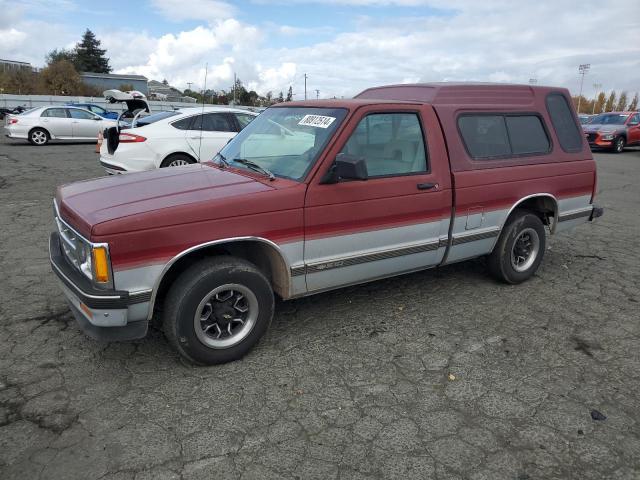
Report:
49,232,150,341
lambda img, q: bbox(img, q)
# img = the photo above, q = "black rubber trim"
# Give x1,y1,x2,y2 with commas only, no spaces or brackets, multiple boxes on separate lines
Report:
451,229,500,246
558,209,592,223
68,302,148,341
100,161,126,171
589,205,604,221
50,232,149,309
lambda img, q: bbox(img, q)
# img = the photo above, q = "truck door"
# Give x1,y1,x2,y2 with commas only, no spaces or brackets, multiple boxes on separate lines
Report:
303,104,452,292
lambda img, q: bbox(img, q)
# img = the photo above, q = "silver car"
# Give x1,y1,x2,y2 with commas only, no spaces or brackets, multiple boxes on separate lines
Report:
4,106,117,146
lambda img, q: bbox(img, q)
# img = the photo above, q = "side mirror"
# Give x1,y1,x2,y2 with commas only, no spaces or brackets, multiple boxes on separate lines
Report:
94,116,102,120
321,153,368,184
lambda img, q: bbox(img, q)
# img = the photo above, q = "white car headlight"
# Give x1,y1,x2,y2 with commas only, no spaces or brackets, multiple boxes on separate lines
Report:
600,132,615,140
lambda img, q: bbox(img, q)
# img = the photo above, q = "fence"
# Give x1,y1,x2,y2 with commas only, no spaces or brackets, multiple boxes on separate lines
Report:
0,94,257,113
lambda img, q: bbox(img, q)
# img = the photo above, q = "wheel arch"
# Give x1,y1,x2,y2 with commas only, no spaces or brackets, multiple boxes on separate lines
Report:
161,151,197,167
29,126,51,140
147,237,291,321
500,193,559,236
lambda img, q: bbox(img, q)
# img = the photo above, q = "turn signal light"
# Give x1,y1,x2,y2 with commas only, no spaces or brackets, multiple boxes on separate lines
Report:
118,133,146,143
92,246,110,283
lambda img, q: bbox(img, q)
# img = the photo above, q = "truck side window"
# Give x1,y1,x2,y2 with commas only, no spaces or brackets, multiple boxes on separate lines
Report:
340,113,428,177
546,93,583,153
458,114,550,159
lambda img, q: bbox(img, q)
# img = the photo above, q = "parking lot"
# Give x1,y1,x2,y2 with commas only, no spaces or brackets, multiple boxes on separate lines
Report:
0,134,639,480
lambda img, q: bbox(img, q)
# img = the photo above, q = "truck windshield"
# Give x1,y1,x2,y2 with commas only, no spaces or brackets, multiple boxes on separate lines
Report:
590,113,629,125
216,107,347,181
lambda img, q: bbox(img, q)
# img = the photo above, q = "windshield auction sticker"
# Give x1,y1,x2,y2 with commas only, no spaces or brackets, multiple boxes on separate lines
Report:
298,114,336,128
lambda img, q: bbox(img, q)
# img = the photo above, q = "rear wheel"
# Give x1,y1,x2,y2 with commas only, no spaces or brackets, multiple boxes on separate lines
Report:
161,154,195,168
488,211,546,284
163,257,274,365
612,136,625,153
29,128,49,146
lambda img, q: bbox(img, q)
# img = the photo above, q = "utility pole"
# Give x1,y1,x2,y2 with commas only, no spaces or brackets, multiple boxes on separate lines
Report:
577,64,590,114
592,83,602,114
187,82,193,91
304,73,307,100
315,89,320,100
528,78,537,85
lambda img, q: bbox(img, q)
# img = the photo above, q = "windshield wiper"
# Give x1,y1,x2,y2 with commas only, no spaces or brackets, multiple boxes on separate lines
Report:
231,158,275,181
215,152,230,168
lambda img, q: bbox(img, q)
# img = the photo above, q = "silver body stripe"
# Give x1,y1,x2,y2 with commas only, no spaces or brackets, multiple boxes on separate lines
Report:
105,193,593,322
304,220,449,292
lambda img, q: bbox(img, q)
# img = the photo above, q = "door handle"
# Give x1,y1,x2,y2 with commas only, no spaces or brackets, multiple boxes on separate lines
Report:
417,182,437,190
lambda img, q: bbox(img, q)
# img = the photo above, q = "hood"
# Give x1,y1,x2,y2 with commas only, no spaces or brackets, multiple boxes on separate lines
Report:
583,123,624,133
56,164,278,237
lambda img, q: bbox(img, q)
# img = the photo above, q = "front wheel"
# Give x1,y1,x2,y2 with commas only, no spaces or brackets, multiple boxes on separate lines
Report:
163,257,274,365
612,136,625,153
487,211,546,284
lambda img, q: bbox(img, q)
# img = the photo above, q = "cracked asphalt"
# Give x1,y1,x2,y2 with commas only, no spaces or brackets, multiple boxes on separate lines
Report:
0,133,639,480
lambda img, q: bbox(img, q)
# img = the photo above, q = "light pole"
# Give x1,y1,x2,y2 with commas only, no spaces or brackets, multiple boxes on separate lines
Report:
577,64,590,113
592,83,602,114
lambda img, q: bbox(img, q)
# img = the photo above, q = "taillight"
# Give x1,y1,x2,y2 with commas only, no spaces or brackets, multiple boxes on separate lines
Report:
9,118,18,124
118,133,146,143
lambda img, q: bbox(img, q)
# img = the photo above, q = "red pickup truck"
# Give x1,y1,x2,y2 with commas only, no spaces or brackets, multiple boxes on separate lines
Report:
50,83,602,364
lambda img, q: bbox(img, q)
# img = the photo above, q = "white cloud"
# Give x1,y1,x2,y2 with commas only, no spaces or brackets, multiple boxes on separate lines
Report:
0,0,638,100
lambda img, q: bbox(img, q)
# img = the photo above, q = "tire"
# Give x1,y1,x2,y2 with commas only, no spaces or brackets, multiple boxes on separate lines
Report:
160,153,195,168
163,256,274,365
612,136,625,153
29,128,49,146
487,211,546,284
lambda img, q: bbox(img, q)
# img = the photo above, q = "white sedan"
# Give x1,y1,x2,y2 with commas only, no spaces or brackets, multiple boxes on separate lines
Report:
99,106,258,173
4,106,117,145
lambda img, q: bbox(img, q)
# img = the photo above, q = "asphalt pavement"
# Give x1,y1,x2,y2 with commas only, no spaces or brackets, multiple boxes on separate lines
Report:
0,134,639,479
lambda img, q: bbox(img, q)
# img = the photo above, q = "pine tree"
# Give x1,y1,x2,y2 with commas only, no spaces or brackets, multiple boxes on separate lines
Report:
615,91,628,111
605,91,617,112
629,93,639,111
277,91,284,103
74,29,111,73
593,92,606,114
286,86,293,101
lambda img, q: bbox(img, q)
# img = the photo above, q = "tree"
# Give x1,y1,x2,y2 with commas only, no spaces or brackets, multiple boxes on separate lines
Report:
162,78,168,85
593,91,606,114
629,93,639,111
118,83,134,92
605,91,617,112
615,91,628,111
40,60,82,95
277,91,284,103
74,29,111,73
286,86,293,102
46,48,76,65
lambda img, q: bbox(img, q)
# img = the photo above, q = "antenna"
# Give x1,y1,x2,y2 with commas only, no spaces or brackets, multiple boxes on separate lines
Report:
198,63,208,162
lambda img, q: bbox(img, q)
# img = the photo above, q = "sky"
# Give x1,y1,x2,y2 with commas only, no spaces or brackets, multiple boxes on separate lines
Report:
1,0,638,99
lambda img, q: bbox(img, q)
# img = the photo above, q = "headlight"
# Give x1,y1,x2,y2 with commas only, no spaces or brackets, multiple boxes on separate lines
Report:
54,202,113,288
600,132,615,140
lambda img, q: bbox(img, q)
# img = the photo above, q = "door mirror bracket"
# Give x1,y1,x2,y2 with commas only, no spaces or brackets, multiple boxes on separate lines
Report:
320,153,368,184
